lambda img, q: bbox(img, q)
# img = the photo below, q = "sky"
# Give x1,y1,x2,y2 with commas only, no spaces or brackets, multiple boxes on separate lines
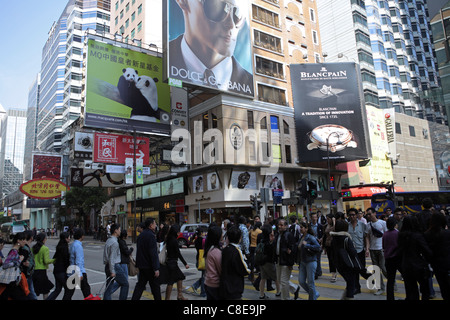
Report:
0,0,69,110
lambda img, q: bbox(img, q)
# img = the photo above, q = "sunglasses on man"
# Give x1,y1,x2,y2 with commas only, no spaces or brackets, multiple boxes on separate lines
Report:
199,0,245,27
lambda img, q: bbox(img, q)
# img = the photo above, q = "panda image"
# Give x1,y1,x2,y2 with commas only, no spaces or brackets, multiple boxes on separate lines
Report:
132,75,160,122
117,68,141,108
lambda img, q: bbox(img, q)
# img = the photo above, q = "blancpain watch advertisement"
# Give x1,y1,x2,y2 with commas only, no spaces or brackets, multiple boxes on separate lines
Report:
290,62,371,163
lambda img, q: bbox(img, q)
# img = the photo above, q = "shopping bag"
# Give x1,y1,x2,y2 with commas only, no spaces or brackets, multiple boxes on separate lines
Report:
128,257,139,276
197,249,205,271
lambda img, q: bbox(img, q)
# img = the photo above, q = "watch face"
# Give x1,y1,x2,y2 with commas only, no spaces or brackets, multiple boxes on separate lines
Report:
307,124,357,152
229,123,243,150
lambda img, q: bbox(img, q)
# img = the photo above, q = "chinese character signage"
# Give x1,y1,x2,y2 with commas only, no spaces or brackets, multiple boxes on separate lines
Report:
20,178,69,199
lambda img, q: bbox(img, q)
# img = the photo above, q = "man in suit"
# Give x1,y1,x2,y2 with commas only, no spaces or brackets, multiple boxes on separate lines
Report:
131,218,161,300
169,0,254,96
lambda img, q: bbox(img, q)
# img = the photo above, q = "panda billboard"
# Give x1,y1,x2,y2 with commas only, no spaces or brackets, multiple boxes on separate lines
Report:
84,38,171,135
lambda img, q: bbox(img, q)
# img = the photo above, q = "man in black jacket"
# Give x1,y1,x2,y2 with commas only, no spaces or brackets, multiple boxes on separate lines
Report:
275,219,296,300
220,225,250,299
131,218,161,300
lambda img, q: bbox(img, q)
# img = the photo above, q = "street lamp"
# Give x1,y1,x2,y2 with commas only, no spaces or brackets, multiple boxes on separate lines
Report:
326,132,342,214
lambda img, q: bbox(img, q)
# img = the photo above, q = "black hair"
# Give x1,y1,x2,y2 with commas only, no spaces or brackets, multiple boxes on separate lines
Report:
347,208,358,215
422,198,433,209
12,232,26,245
144,218,155,229
204,226,222,258
110,223,120,235
334,220,349,233
226,225,242,244
24,230,34,241
386,217,397,231
56,232,70,252
73,228,85,240
300,221,315,236
167,224,180,241
120,229,128,239
32,232,47,254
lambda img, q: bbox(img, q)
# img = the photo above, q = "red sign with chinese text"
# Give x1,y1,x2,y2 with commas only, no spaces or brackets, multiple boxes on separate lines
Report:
93,133,150,165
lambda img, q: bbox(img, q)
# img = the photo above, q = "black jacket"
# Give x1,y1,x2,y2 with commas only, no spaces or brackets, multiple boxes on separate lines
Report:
52,242,70,274
169,35,254,96
398,231,432,273
275,231,296,266
220,244,250,299
118,238,133,265
135,229,160,272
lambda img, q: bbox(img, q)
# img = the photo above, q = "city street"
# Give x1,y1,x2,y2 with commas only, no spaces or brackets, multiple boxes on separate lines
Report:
3,235,444,301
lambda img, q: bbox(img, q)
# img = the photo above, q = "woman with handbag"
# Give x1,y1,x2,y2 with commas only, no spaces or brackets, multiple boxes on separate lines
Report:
297,222,321,300
164,224,189,300
46,232,70,300
0,232,28,300
331,220,362,300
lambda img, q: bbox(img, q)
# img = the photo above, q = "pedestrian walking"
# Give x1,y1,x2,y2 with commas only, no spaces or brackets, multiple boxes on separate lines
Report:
204,225,223,300
65,228,92,299
365,207,388,295
220,225,250,300
249,221,262,282
164,224,189,300
347,208,370,294
19,230,37,300
103,223,129,300
191,227,207,297
383,217,401,300
32,232,54,299
398,215,432,300
0,232,28,300
424,212,450,300
46,232,71,300
275,218,296,300
309,212,324,279
256,223,280,299
238,216,250,257
331,219,362,300
323,213,337,283
131,217,161,300
298,221,321,300
393,208,404,231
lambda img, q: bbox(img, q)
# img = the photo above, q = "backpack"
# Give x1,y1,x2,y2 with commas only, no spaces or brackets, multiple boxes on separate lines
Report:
289,224,300,243
337,237,362,271
254,242,266,266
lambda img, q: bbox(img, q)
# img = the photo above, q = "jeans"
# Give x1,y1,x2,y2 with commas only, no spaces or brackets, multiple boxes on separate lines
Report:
369,249,388,291
298,261,319,300
104,263,129,300
46,272,69,300
26,276,37,300
192,270,206,297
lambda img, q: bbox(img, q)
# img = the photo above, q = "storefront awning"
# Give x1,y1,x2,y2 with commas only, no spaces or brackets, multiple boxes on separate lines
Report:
341,186,405,199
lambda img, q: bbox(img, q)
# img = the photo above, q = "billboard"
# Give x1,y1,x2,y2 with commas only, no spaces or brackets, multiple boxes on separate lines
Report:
165,0,254,97
20,178,69,200
291,63,370,163
31,153,63,180
85,38,171,135
93,132,150,165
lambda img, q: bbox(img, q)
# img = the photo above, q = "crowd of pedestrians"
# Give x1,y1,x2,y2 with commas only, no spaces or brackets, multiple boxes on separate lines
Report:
0,197,448,301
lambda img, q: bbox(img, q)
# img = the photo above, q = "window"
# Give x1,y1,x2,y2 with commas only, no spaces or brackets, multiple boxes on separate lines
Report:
252,5,280,28
138,4,142,14
260,116,267,130
309,8,315,22
131,12,135,22
312,30,318,45
137,21,142,32
257,84,286,105
409,125,415,137
283,120,289,134
285,145,292,163
254,29,282,53
255,56,284,79
247,111,254,129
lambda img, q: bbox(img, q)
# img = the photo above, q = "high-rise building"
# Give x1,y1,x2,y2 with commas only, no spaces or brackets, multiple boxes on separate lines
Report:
24,74,41,182
317,0,445,123
430,1,450,126
0,109,27,198
36,0,111,154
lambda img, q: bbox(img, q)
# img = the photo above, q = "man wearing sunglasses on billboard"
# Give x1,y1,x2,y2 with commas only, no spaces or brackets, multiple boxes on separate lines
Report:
169,0,254,96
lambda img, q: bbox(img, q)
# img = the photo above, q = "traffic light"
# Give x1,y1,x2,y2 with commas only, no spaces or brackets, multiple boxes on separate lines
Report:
297,179,308,199
256,199,263,212
250,195,256,210
308,180,318,200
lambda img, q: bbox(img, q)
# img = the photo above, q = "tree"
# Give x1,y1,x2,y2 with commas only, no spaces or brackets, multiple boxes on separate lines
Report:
55,187,109,232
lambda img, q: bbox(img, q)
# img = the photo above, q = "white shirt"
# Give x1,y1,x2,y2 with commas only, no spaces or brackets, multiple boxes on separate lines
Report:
181,36,233,91
365,219,387,251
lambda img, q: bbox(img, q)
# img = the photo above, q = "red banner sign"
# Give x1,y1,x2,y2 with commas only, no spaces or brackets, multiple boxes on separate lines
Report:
93,133,150,165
